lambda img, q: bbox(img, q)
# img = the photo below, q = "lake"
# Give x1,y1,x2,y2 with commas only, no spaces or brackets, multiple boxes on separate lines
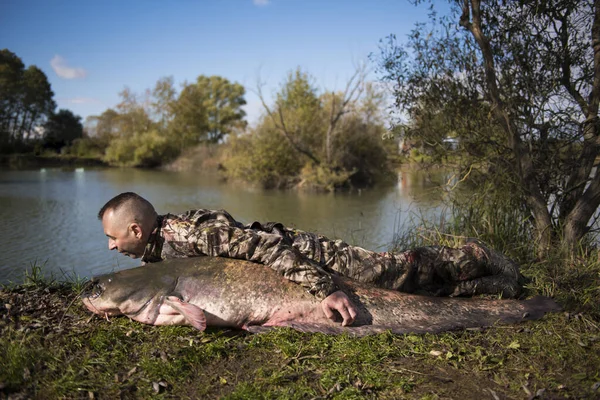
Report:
0,167,449,284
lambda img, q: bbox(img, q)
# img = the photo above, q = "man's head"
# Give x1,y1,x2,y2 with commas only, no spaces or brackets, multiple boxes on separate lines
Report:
98,192,158,259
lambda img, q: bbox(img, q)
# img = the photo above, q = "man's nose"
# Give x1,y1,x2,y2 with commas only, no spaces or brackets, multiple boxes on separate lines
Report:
108,239,117,250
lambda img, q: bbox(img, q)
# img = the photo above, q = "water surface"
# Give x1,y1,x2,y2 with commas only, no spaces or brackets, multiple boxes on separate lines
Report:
0,167,448,283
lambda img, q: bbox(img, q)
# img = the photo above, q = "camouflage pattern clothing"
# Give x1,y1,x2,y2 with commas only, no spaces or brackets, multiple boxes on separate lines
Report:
141,209,525,299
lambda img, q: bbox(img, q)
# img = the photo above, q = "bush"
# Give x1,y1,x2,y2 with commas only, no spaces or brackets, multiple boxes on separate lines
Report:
63,137,106,158
331,118,392,188
104,130,178,167
222,127,303,188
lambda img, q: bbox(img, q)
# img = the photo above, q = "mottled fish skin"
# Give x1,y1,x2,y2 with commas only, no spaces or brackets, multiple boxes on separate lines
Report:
82,257,561,336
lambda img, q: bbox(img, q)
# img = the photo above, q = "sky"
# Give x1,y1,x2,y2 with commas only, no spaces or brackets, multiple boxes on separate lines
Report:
1,0,450,125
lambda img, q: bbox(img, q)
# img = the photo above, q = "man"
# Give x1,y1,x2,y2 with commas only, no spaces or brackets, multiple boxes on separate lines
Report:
99,192,524,327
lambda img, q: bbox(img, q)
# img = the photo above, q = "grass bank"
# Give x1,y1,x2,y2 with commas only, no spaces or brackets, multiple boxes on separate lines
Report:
0,153,107,170
1,256,599,399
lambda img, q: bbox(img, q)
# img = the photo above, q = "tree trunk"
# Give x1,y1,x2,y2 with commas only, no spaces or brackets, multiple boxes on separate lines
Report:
461,0,553,255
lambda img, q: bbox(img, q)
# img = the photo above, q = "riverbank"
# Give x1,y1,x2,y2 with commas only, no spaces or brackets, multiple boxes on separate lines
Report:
0,154,108,170
1,265,599,399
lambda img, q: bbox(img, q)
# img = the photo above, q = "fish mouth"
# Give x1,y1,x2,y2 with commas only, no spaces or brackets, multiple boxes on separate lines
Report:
81,278,104,300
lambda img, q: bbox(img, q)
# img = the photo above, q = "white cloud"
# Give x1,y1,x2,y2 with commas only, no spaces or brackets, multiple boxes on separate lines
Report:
253,0,269,6
50,55,87,79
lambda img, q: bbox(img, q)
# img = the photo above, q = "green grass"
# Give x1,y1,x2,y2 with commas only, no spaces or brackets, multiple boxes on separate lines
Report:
1,255,599,399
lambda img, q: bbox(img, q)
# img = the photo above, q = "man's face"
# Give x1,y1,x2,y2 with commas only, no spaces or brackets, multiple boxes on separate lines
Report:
102,210,146,258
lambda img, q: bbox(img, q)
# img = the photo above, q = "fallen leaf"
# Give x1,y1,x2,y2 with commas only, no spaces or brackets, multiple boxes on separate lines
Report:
160,351,168,362
126,366,137,379
485,388,500,400
507,341,520,349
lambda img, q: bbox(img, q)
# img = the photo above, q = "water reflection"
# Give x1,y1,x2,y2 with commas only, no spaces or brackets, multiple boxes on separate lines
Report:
0,167,448,283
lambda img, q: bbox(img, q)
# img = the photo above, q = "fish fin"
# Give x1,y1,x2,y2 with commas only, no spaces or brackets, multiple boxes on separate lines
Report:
164,296,207,331
522,296,562,319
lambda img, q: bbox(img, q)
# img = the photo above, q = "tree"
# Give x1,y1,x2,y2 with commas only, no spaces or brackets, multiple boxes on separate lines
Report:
151,76,176,128
0,49,25,147
43,109,83,151
258,68,324,164
170,75,246,146
115,87,153,137
169,83,209,148
228,66,390,190
257,66,367,166
195,75,246,143
0,49,55,151
85,108,120,146
19,66,56,141
376,0,600,253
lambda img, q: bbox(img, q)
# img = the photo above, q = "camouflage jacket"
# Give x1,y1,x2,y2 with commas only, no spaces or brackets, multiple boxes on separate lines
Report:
141,210,340,299
141,209,525,299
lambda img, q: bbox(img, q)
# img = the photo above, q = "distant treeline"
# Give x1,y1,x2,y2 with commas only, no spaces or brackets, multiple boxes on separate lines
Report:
0,49,84,154
1,48,397,189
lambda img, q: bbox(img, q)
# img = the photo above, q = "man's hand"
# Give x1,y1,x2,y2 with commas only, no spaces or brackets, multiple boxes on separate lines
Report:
320,290,357,326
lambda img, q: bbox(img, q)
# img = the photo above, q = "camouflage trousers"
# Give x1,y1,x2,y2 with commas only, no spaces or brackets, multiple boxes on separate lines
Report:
255,223,525,298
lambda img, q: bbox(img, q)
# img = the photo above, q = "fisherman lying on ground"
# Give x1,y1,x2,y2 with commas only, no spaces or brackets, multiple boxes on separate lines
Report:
98,192,525,327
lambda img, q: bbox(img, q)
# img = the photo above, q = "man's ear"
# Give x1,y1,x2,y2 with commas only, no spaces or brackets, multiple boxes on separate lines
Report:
129,223,143,239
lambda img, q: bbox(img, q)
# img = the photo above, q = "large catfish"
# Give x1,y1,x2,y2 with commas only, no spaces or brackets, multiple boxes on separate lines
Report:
82,257,560,336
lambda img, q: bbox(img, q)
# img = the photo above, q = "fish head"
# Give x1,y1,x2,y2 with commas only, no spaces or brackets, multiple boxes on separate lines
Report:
81,276,125,316
81,267,175,317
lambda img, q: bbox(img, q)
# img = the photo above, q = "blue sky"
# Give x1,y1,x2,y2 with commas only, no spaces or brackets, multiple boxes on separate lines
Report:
1,0,449,125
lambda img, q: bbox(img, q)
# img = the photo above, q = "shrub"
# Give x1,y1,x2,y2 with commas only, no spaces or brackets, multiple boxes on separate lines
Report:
222,127,303,188
104,130,178,167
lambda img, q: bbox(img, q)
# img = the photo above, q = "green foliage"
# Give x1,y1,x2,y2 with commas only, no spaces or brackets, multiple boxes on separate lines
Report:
298,164,356,192
84,108,120,147
275,69,324,154
223,126,303,189
43,109,84,151
0,49,57,152
375,0,600,251
63,137,106,158
196,75,247,143
330,115,391,188
392,169,534,256
104,129,177,167
169,75,246,146
103,137,138,167
131,129,178,167
223,67,392,190
84,75,246,167
94,86,179,167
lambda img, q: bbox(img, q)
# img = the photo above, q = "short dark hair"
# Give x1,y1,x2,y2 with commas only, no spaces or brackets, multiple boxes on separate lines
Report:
97,192,155,220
